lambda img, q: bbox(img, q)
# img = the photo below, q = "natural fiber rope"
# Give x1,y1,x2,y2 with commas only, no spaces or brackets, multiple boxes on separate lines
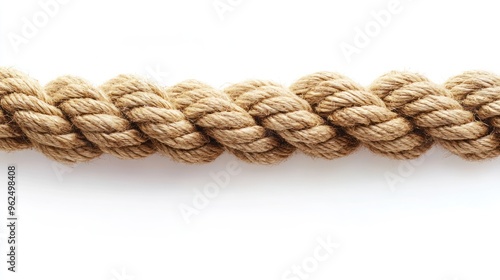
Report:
1,67,499,164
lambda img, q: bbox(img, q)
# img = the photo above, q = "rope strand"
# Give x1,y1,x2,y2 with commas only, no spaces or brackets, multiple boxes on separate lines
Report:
1,67,499,164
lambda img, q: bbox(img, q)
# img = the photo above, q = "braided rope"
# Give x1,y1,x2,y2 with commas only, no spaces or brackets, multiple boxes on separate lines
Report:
1,68,499,164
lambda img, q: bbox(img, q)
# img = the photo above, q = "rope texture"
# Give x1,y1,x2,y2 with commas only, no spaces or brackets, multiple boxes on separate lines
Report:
1,67,499,164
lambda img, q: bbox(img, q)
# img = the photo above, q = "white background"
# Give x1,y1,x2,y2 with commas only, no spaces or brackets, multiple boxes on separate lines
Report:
1,0,500,279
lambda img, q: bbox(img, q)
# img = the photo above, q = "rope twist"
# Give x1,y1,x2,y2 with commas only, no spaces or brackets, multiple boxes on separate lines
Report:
1,67,499,164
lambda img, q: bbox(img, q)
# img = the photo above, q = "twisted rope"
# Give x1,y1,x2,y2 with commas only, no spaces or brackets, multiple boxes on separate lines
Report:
1,67,499,164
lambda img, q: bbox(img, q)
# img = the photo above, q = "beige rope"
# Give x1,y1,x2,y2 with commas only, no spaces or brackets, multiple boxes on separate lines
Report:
1,67,499,164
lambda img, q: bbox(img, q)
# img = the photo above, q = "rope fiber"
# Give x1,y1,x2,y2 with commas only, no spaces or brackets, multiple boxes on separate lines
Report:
1,67,499,164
